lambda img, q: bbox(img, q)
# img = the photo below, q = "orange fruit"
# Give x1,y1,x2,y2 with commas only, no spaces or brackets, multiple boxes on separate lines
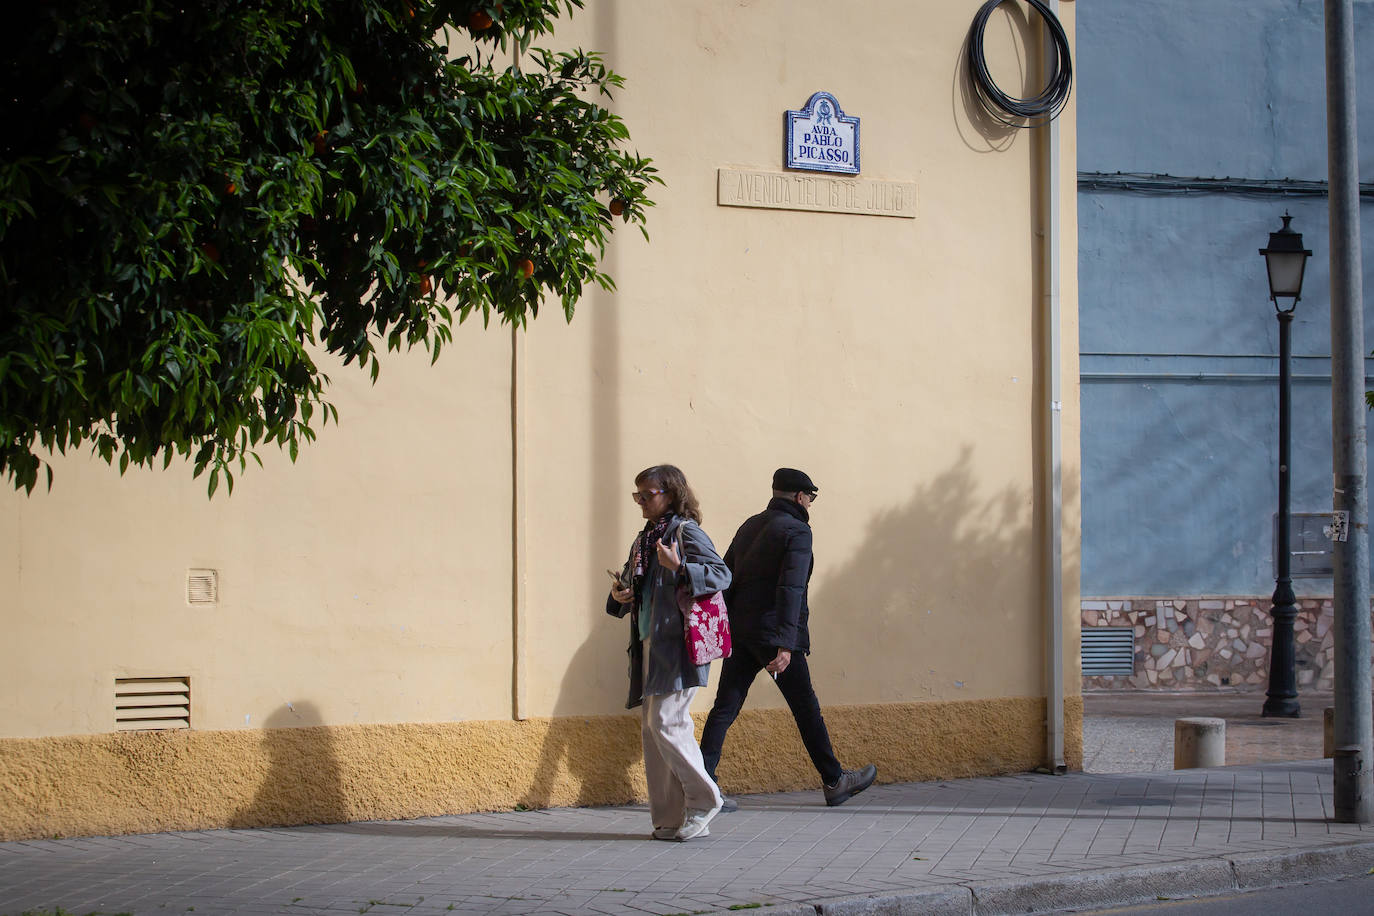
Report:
201,242,220,263
469,10,493,29
419,275,432,295
609,199,624,216
517,258,534,279
312,130,328,155
224,181,237,195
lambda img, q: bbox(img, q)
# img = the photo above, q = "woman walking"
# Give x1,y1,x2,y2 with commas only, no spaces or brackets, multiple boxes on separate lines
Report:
607,464,731,841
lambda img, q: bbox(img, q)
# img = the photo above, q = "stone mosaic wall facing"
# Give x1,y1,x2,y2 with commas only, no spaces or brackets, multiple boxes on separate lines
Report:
1082,597,1374,691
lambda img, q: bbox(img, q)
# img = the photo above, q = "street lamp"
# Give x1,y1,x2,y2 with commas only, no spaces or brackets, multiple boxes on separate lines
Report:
1259,213,1312,718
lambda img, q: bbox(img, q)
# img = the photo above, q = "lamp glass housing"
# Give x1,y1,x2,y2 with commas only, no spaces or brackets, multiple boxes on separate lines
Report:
1265,251,1308,300
1258,214,1313,307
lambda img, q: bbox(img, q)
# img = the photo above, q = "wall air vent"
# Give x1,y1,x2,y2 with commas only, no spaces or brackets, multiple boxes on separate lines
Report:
1081,626,1135,676
115,677,190,731
187,569,218,605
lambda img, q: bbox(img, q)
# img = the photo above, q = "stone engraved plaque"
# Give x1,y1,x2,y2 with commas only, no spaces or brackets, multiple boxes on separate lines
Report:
785,91,860,175
717,168,916,219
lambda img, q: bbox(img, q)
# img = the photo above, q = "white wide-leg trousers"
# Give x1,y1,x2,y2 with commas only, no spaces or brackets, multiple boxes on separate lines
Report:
640,639,722,829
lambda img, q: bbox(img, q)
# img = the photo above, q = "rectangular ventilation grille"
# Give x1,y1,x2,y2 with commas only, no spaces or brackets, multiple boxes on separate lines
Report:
187,569,218,605
115,677,190,731
1082,626,1135,676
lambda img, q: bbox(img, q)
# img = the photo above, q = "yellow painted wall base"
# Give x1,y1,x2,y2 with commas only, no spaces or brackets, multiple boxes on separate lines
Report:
0,697,1081,841
716,695,1084,793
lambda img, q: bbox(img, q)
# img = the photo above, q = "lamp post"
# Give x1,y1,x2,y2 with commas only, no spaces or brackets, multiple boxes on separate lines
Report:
1260,213,1312,718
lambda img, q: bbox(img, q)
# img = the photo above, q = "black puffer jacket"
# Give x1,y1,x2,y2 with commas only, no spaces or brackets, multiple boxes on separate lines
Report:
722,497,814,654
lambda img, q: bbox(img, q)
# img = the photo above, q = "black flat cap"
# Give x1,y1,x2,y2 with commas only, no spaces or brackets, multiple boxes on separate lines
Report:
772,467,818,494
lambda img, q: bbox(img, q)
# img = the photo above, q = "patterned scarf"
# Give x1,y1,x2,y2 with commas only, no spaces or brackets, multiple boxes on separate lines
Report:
631,514,673,616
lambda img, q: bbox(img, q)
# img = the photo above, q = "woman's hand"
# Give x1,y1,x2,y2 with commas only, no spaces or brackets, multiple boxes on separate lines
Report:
655,537,682,572
611,582,633,605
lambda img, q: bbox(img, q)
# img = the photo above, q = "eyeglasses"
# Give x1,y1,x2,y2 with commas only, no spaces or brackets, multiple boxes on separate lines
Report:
632,489,666,504
802,491,818,503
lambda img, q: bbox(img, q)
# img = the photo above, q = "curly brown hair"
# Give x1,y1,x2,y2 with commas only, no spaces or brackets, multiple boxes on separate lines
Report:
635,464,702,523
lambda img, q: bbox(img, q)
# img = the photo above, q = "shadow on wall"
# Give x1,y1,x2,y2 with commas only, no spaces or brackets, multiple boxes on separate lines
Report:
504,0,645,811
516,632,644,810
231,702,347,828
705,447,1082,788
812,447,1041,705
952,0,1033,153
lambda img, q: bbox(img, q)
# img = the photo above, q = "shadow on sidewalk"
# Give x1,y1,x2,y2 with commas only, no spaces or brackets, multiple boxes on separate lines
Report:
332,820,646,841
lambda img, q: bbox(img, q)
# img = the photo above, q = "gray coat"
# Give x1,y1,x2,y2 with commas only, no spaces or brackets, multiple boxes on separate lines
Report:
606,516,732,708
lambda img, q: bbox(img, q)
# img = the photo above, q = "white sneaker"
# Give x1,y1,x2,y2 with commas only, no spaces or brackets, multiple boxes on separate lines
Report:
651,826,678,841
674,803,721,841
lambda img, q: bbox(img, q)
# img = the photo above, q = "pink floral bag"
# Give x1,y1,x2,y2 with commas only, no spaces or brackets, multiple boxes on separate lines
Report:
674,523,732,666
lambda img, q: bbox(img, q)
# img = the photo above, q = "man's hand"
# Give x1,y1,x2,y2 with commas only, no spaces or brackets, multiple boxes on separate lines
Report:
766,648,791,675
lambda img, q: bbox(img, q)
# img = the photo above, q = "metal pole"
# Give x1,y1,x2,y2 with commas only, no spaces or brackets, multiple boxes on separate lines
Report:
1042,0,1066,775
1264,310,1300,717
1325,0,1373,824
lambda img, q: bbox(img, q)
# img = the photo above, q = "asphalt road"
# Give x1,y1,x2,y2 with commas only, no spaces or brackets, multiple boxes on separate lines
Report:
1072,873,1374,914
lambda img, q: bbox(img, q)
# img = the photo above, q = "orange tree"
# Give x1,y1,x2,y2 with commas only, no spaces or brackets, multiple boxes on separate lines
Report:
0,0,658,494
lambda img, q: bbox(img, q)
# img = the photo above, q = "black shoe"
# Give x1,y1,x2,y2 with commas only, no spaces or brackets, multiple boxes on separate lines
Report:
719,795,739,813
823,764,877,807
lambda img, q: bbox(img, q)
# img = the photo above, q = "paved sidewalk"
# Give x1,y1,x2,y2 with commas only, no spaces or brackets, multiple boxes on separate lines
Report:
2,695,1372,916
1081,690,1333,774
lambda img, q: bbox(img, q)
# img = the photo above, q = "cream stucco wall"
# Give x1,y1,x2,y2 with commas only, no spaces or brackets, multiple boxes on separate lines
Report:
1,332,517,736
522,0,1081,716
0,0,1080,839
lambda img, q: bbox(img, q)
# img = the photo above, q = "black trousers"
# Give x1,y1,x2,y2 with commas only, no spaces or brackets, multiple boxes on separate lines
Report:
699,641,842,786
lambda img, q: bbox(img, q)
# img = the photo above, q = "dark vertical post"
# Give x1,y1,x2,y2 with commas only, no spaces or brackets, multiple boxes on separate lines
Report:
1264,310,1301,717
1325,0,1373,823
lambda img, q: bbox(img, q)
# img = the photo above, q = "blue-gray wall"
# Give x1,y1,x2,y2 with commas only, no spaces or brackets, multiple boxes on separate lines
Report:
1079,0,1374,596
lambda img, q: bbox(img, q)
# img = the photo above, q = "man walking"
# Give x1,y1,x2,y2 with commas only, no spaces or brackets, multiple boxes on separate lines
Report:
700,468,877,807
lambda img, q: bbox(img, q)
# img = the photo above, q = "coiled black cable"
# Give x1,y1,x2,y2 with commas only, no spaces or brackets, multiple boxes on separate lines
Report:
967,0,1073,127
